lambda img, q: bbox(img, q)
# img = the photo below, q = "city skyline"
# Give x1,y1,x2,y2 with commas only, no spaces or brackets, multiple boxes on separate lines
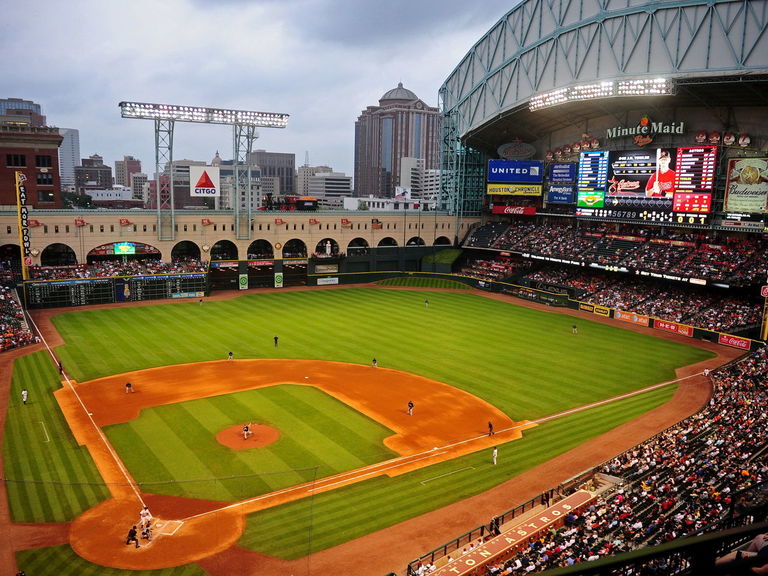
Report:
3,0,515,179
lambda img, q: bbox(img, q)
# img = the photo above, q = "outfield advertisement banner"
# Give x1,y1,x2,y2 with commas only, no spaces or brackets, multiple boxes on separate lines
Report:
718,333,751,350
614,310,650,326
654,319,693,337
577,302,610,316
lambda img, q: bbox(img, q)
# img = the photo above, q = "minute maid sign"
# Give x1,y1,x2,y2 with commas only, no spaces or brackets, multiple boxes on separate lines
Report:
189,166,220,196
606,114,684,147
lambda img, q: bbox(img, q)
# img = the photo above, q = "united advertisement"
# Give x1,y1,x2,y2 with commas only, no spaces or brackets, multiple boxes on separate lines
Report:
487,160,544,183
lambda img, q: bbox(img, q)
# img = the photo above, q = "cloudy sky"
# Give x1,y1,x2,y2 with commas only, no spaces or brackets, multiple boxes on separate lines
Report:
3,0,515,178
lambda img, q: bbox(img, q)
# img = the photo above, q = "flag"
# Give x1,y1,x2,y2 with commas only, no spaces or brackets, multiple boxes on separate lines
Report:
309,218,320,225
74,217,89,227
119,218,134,226
28,219,43,227
341,218,351,224
274,218,286,225
201,218,213,226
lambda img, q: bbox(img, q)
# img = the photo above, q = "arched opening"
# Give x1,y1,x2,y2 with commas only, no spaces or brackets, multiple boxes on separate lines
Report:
377,237,398,247
434,236,452,246
87,242,161,264
406,236,425,246
282,239,307,258
313,238,340,257
210,240,238,260
247,240,274,259
347,237,369,256
40,243,78,266
171,240,202,261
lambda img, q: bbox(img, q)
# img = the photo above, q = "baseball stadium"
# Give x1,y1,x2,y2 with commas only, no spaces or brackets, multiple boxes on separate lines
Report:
2,1,768,576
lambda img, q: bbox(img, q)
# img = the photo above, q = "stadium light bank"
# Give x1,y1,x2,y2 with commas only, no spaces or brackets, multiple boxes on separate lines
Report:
118,101,289,128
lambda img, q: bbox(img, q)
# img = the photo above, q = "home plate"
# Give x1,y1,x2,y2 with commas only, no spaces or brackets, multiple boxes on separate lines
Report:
155,519,184,536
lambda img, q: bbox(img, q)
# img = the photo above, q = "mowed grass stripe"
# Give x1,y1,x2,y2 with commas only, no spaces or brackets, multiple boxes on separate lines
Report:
242,385,677,559
5,352,109,522
103,385,398,500
16,545,208,576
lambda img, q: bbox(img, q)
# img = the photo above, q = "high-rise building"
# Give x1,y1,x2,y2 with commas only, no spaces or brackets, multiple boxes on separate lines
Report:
0,98,46,126
354,83,440,198
74,154,113,194
250,150,295,196
114,155,142,187
297,164,332,197
0,124,63,207
58,128,80,190
130,172,148,202
308,172,352,209
0,98,63,207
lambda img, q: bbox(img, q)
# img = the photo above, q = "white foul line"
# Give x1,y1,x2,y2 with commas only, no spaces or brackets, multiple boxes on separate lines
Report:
421,467,475,485
25,312,146,507
38,421,50,443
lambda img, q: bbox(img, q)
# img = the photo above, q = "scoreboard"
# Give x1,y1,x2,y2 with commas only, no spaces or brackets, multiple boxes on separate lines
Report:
674,146,717,193
577,151,610,207
576,146,716,224
25,274,207,308
126,274,207,302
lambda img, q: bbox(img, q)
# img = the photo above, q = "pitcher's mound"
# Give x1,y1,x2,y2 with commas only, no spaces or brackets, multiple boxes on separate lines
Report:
216,424,280,450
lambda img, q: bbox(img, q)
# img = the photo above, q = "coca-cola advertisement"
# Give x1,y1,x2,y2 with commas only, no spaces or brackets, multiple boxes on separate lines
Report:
718,333,751,350
490,206,536,215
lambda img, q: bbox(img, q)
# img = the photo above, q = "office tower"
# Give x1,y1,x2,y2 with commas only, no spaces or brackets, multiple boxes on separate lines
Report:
297,164,333,197
308,172,352,209
250,150,295,195
74,154,113,194
58,128,80,190
354,82,440,198
0,97,46,126
115,155,142,187
0,98,62,207
0,124,63,207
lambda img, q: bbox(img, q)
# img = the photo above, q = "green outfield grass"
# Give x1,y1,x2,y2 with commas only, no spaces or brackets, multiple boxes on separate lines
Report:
4,285,716,573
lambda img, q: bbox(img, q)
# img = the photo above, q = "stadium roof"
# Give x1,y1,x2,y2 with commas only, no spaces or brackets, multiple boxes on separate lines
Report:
462,74,768,151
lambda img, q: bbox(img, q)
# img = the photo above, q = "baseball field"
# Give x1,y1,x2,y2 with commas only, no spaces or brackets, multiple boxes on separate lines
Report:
1,282,725,575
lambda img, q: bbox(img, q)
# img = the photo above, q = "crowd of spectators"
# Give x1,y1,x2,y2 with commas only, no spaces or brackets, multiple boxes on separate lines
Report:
473,345,768,575
518,265,762,333
0,286,37,352
459,258,529,282
464,221,768,286
27,258,207,280
519,266,762,331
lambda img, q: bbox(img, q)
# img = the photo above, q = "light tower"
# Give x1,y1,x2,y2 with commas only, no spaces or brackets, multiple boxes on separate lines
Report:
119,101,289,240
